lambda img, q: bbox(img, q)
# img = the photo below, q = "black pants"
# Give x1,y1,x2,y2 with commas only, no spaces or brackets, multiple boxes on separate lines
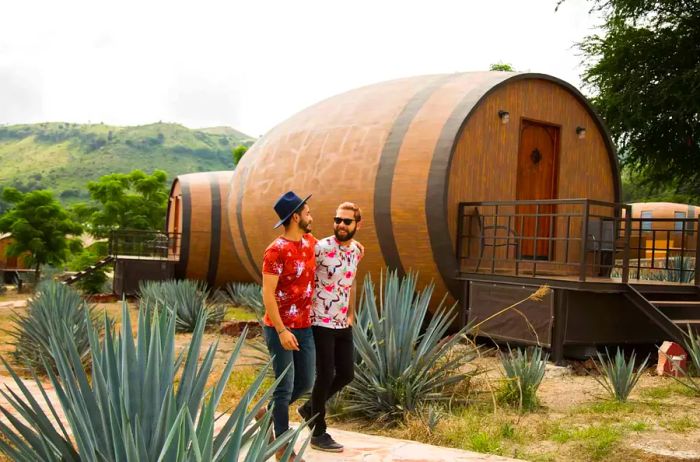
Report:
310,325,354,437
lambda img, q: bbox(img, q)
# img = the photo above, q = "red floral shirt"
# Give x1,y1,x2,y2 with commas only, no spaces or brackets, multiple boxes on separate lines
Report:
262,234,317,328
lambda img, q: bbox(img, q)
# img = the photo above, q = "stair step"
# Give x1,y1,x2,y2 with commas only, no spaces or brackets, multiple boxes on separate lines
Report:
651,301,700,307
673,320,700,325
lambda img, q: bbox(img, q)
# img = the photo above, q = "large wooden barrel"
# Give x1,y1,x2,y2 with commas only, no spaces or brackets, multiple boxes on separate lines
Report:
228,72,620,303
167,171,252,286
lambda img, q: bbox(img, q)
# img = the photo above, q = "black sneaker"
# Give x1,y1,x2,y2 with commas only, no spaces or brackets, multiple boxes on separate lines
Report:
297,401,312,422
310,433,343,452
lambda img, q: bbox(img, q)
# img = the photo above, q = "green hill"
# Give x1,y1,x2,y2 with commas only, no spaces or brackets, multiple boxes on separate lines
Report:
0,122,254,203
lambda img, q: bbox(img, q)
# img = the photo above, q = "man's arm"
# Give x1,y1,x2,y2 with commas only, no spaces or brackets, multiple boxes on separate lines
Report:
348,284,357,326
262,273,299,351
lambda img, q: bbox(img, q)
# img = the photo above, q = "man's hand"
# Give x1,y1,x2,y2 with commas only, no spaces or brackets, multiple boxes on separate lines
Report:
279,329,300,351
347,314,354,326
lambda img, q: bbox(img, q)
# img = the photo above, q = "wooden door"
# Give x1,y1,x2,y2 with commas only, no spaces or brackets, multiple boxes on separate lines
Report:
516,120,559,259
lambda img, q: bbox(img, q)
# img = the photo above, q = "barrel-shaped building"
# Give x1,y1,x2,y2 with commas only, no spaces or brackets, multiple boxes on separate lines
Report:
225,72,620,301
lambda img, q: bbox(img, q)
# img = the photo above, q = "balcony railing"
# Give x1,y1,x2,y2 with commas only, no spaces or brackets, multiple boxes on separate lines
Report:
457,199,700,285
109,230,182,261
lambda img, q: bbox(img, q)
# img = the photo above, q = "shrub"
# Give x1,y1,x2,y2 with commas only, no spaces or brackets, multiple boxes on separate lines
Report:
593,348,649,402
498,346,548,411
0,302,307,461
340,271,477,424
139,279,224,332
7,281,103,373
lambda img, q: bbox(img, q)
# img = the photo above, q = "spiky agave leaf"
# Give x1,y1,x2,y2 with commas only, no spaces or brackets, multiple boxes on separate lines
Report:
593,348,649,402
0,301,306,461
6,280,103,374
498,346,548,411
139,279,225,332
342,270,478,423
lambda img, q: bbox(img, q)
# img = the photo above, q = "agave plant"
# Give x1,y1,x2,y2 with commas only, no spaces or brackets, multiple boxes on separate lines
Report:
593,348,649,402
498,346,548,411
6,280,103,373
341,270,478,423
139,279,224,332
647,256,695,283
225,282,264,320
0,302,307,461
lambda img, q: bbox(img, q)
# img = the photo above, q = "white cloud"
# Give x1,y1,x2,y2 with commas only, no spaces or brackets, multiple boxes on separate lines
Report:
0,0,602,136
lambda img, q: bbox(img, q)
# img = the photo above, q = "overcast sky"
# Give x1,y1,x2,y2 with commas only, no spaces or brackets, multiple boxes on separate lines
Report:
0,0,602,137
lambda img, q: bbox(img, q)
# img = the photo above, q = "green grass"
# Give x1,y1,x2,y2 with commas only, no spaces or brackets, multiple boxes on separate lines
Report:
661,416,698,433
550,424,623,460
641,382,699,399
224,306,258,322
0,122,254,203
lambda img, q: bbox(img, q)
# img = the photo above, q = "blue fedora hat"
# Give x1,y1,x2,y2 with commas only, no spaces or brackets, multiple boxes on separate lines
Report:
273,191,312,229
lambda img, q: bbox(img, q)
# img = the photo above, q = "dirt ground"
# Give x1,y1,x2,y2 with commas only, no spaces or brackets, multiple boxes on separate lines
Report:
1,288,699,461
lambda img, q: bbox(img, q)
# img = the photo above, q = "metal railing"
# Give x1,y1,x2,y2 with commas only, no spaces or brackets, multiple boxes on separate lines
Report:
456,199,700,286
109,230,182,261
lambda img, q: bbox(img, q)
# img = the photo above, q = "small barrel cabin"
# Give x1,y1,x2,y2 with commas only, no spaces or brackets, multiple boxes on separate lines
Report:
0,234,33,284
624,202,700,259
166,171,253,286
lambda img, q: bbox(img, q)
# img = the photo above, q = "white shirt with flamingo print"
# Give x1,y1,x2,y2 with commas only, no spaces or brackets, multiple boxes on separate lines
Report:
312,236,362,329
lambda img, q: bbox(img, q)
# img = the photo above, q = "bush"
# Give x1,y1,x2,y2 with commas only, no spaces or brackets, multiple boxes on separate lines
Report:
139,279,224,332
498,346,548,411
0,302,307,461
593,348,649,402
340,271,477,424
7,281,103,373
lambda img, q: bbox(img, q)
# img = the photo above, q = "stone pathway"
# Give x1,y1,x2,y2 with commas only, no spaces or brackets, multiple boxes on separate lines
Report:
0,375,522,461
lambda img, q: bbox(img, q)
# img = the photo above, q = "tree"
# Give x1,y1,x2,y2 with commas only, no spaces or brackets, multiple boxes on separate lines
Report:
232,144,248,165
569,0,700,199
489,62,515,72
77,169,169,237
0,188,83,280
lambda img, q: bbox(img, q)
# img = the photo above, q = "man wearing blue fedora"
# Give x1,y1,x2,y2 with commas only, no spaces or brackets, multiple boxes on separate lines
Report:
261,191,317,462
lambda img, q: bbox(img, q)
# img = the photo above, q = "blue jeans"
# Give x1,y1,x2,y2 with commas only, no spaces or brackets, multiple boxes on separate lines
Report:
263,326,316,437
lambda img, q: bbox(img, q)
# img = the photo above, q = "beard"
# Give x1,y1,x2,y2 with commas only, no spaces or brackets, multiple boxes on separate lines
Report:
299,217,312,233
334,226,356,242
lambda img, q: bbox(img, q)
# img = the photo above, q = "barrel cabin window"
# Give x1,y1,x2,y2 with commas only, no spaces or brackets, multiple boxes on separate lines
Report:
641,211,653,231
674,211,686,231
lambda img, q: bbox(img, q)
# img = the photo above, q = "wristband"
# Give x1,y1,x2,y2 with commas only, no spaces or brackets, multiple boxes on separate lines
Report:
277,327,288,335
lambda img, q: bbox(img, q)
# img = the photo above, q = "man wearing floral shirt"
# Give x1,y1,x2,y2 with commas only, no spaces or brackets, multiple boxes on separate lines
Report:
261,191,316,462
298,202,363,453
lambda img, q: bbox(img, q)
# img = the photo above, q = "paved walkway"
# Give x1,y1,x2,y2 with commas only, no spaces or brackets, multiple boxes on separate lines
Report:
0,375,522,461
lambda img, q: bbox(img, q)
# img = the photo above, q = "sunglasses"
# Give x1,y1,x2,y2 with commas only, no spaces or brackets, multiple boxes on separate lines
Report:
333,217,355,225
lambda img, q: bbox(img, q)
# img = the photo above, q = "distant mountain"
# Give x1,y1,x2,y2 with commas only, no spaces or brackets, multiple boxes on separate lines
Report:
0,122,254,203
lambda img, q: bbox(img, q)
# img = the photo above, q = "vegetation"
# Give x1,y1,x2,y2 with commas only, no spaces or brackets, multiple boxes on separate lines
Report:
0,302,306,461
139,279,225,332
498,346,548,411
66,249,110,294
341,271,477,423
489,62,514,72
232,144,249,165
0,122,253,204
6,281,103,373
225,282,264,320
72,169,170,237
0,188,82,280
593,348,649,402
568,0,700,200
